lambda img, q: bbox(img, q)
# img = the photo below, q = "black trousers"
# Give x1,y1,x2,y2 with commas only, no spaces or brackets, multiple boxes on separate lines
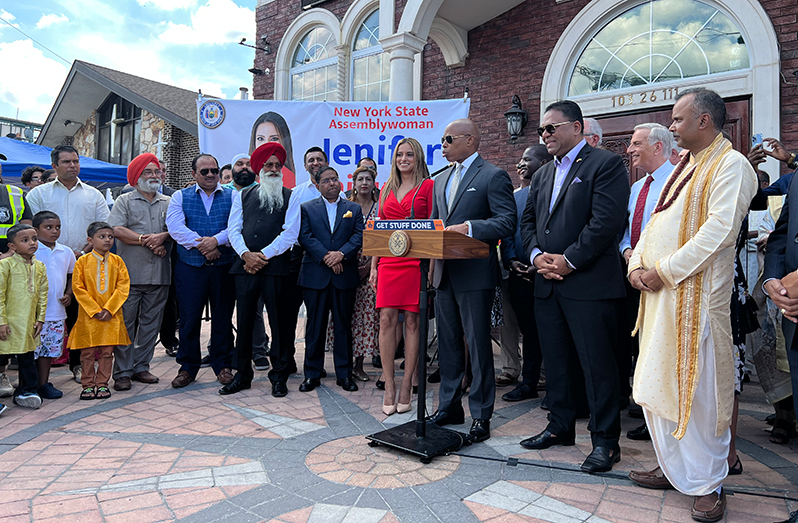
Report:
233,273,292,382
435,269,495,420
283,246,305,371
14,351,38,396
302,285,356,380
67,299,81,371
535,288,621,448
507,272,543,387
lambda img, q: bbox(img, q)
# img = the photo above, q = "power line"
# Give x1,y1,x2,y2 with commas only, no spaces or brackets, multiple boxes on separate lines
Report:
0,15,71,65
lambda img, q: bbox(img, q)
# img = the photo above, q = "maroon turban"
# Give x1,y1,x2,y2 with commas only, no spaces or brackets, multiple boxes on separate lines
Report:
251,142,287,174
127,153,160,187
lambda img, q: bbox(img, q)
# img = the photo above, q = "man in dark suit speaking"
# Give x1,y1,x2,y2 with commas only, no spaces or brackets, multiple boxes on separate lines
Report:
298,166,364,394
428,119,516,443
519,100,629,473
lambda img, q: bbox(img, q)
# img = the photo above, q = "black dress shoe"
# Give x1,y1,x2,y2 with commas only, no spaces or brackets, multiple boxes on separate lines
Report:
271,381,288,398
372,355,382,368
376,379,385,390
581,446,621,473
218,375,251,395
519,429,575,450
299,378,321,392
336,377,358,392
626,423,651,441
426,408,465,427
428,368,441,383
502,384,539,402
320,369,328,378
468,419,491,442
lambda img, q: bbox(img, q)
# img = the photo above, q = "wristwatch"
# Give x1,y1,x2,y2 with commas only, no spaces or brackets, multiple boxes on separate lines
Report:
787,152,797,170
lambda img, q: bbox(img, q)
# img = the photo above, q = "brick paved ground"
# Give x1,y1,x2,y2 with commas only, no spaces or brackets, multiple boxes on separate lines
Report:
1,315,797,522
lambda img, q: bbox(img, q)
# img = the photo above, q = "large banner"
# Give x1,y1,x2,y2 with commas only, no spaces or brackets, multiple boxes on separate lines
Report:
196,98,470,189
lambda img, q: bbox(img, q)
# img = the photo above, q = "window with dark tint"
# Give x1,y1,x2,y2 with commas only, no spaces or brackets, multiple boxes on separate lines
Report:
97,94,142,165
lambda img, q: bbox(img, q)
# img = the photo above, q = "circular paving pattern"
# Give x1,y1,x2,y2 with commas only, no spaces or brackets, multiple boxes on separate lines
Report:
305,436,461,488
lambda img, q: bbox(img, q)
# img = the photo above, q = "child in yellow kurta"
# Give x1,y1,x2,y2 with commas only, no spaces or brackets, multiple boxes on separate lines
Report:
68,222,130,400
0,224,48,410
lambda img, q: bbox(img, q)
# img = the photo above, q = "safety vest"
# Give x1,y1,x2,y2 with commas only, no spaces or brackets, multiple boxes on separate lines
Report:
0,185,26,239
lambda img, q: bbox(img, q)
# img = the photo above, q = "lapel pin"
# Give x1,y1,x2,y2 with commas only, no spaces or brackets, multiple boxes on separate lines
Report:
576,158,583,163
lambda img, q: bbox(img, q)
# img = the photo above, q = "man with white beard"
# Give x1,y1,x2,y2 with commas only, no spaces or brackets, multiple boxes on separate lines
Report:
108,153,173,391
222,142,300,397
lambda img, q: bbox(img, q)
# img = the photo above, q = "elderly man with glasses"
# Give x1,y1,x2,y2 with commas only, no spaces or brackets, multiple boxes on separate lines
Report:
165,154,236,389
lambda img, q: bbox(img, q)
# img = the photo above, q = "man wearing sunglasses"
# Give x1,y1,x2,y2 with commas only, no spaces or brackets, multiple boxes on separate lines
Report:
519,100,629,474
165,153,236,389
427,119,516,443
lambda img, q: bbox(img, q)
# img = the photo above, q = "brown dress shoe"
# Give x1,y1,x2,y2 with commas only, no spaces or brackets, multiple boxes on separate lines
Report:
171,370,194,388
131,371,159,384
113,377,132,391
217,368,234,385
628,466,675,489
691,489,725,522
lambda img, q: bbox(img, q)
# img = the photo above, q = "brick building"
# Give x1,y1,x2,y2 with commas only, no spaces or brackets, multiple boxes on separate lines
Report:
37,60,200,189
254,0,794,183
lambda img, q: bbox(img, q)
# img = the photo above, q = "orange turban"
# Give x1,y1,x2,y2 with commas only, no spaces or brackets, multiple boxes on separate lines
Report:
251,143,287,174
127,153,160,187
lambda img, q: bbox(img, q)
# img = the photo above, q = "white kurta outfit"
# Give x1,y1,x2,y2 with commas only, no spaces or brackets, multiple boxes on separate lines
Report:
629,134,757,496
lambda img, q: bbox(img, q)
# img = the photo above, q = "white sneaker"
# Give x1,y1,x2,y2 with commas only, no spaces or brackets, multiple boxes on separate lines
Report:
0,403,7,415
0,373,12,397
73,366,82,384
13,393,42,409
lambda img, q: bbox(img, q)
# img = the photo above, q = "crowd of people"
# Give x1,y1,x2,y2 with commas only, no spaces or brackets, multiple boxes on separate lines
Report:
1,86,798,522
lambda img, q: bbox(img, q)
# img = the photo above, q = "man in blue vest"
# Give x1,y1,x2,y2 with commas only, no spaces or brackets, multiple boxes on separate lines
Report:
165,154,236,388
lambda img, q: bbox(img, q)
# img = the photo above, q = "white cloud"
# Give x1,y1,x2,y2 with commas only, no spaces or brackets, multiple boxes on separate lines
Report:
36,14,69,29
0,39,68,122
160,0,254,45
137,0,197,10
0,9,20,30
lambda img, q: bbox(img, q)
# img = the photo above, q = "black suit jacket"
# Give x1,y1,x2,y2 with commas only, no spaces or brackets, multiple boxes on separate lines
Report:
430,154,516,291
298,197,364,290
764,175,798,348
520,143,629,300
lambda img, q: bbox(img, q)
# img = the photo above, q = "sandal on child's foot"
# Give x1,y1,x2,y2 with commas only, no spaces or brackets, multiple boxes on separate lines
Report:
95,386,112,400
80,387,96,400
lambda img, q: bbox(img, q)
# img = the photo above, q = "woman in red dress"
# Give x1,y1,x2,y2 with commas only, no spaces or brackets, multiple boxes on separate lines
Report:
369,138,433,415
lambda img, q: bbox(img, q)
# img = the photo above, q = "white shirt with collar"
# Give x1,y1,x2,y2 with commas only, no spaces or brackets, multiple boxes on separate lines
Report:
444,150,479,237
228,188,300,259
619,159,673,254
26,177,110,252
165,183,230,250
291,179,321,206
322,193,345,231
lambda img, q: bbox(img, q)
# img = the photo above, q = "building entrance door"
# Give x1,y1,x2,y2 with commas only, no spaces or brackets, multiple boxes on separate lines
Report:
595,98,750,185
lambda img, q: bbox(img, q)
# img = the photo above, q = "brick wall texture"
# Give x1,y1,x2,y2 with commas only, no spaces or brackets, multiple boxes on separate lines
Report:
255,0,798,180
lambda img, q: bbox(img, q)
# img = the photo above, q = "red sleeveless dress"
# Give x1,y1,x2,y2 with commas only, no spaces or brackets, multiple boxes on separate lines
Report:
375,178,434,312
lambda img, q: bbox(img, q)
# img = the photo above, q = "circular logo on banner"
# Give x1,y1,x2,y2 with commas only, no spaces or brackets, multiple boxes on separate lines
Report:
199,100,225,129
388,230,411,257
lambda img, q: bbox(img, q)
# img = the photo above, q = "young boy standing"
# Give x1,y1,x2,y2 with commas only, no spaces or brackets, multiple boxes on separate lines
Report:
0,224,48,409
34,211,76,399
69,222,130,400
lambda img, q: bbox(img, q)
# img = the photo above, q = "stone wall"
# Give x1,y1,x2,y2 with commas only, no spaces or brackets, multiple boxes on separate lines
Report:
161,123,199,189
72,110,96,158
139,110,166,156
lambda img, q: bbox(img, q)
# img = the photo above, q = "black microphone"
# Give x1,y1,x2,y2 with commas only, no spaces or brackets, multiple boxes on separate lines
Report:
409,163,452,219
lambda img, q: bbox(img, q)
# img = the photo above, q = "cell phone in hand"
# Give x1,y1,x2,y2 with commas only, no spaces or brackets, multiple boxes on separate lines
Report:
752,133,763,148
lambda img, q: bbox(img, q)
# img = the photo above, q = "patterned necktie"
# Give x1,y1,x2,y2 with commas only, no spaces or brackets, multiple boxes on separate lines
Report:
447,163,462,211
630,175,654,249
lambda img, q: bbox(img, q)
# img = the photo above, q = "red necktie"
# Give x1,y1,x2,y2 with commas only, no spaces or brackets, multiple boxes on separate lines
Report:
630,175,654,249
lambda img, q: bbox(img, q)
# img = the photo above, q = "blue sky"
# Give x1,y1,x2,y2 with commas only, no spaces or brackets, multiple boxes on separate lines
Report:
0,0,256,124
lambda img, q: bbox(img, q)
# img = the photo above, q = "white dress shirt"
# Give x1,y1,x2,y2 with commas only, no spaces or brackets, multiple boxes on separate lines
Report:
26,178,110,252
619,159,673,254
228,189,300,259
35,241,76,322
292,179,321,205
165,184,230,250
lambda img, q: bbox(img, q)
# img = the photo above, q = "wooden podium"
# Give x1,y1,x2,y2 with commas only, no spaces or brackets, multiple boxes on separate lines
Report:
363,222,489,463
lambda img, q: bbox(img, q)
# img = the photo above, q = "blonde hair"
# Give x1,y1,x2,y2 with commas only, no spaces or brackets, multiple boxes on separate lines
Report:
349,166,378,202
380,137,429,207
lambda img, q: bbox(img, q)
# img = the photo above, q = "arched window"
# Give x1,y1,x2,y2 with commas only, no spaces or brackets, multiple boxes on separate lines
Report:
568,0,749,96
290,26,338,101
351,10,390,101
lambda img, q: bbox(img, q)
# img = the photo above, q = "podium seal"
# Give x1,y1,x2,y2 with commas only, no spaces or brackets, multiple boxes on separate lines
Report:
388,230,411,257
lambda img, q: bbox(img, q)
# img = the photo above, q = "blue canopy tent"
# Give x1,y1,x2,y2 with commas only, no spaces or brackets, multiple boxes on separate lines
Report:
0,137,128,190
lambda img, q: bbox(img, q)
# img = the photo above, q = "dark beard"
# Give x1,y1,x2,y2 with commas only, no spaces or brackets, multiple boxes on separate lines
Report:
233,168,256,187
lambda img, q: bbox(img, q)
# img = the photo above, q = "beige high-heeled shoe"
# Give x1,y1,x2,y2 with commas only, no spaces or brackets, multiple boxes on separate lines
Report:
383,402,397,416
396,401,412,414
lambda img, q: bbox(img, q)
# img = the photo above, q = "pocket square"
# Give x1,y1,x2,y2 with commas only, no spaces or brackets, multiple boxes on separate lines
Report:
570,177,582,185
466,187,477,192
343,210,353,218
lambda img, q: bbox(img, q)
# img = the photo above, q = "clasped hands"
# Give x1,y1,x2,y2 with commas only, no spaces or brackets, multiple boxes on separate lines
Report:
197,236,220,261
93,309,112,322
533,253,573,280
323,250,344,275
629,267,664,292
765,272,798,323
242,251,269,274
141,232,168,257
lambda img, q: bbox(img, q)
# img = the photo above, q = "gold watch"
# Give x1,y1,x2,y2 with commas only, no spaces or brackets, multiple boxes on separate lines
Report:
788,152,798,170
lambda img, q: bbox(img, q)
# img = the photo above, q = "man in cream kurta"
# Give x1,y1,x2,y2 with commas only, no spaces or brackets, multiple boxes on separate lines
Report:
627,88,756,523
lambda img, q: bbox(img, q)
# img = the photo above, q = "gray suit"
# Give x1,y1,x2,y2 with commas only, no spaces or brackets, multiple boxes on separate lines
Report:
430,154,516,419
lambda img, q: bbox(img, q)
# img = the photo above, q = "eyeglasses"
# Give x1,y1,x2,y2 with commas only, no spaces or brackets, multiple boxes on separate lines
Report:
141,169,164,177
198,168,219,176
441,134,471,144
319,177,340,185
536,121,573,137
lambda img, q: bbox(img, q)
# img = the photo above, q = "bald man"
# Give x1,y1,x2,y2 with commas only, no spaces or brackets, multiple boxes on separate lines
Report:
428,119,517,443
